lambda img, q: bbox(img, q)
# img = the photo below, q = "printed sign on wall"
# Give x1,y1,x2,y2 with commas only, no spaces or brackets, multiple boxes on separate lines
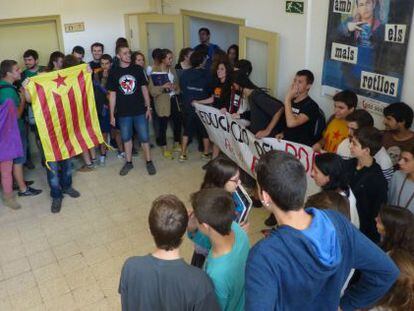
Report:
322,0,414,114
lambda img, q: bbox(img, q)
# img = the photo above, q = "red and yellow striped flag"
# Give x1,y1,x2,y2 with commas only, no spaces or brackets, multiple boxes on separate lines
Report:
26,64,103,163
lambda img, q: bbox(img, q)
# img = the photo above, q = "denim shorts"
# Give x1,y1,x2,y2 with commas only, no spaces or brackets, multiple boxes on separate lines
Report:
118,114,149,143
13,129,27,165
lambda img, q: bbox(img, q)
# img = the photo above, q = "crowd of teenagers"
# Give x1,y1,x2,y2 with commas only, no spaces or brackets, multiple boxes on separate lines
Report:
119,151,413,311
1,26,414,309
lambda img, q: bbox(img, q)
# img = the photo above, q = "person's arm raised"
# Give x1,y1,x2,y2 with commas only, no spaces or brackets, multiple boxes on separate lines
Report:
284,83,309,128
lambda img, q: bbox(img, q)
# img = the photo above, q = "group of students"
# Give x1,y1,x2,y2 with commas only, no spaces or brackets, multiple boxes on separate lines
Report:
114,30,414,307
1,26,414,309
0,27,252,213
119,151,414,311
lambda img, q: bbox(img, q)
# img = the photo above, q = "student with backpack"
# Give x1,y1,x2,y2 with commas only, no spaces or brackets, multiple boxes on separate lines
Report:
231,71,284,138
277,70,325,147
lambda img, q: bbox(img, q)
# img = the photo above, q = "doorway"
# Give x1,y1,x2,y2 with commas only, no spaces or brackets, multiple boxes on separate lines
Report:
125,13,183,65
0,15,64,67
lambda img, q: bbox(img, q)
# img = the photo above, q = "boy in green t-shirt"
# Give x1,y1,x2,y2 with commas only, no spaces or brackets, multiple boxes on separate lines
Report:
187,188,250,311
0,59,42,202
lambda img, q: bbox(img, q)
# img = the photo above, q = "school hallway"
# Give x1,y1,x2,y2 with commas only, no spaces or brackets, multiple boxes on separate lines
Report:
0,147,271,310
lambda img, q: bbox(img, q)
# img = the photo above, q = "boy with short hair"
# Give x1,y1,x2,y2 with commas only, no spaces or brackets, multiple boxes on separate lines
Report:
71,46,85,62
89,42,104,72
22,49,45,79
279,69,325,147
108,45,156,176
119,194,220,311
1,59,42,198
313,90,357,152
179,50,212,161
188,188,250,311
93,54,113,166
382,102,414,167
21,49,45,169
338,109,394,182
348,126,388,243
246,150,398,310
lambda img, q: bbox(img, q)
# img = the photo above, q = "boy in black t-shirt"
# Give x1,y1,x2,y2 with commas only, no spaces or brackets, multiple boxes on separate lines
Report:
347,126,388,243
119,195,220,311
107,46,156,176
278,70,323,147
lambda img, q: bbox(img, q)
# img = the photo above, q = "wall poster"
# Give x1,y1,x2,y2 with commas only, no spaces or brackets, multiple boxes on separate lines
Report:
322,0,414,115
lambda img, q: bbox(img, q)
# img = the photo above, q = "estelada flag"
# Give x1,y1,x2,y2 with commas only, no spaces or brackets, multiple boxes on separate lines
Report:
26,64,103,163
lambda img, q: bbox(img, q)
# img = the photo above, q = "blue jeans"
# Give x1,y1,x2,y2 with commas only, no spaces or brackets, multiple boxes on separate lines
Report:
46,159,72,199
119,114,149,143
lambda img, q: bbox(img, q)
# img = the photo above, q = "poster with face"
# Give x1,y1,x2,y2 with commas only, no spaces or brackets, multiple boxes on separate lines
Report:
322,0,414,115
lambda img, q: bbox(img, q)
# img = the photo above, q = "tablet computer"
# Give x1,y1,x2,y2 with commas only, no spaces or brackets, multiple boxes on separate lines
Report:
233,185,253,223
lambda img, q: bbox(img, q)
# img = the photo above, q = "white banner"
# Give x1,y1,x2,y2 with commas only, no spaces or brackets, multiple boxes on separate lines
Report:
194,104,320,178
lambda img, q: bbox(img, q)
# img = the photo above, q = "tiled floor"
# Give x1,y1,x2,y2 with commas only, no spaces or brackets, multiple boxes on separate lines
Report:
0,146,272,310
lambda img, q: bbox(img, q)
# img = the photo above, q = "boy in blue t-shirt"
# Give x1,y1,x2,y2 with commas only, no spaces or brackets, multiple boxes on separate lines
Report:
187,188,250,311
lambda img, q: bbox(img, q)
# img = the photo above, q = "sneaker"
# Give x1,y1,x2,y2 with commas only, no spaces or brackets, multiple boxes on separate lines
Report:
178,154,188,162
146,161,156,175
51,198,62,213
62,187,80,198
78,164,94,172
99,155,106,166
120,162,133,176
117,151,126,159
3,195,21,210
13,180,34,191
201,153,211,161
18,186,42,197
173,143,181,153
264,214,277,227
91,158,97,166
163,150,174,160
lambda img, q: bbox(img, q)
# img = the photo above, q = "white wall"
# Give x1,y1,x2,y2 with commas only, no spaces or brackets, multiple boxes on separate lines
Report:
0,0,152,62
163,0,307,101
164,0,414,128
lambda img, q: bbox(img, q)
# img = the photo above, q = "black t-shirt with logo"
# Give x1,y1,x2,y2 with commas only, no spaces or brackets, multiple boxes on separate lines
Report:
107,65,148,117
283,96,320,146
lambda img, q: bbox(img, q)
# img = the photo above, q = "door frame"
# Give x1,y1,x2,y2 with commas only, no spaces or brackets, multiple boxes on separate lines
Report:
125,13,183,61
181,10,245,47
0,15,65,52
239,26,279,96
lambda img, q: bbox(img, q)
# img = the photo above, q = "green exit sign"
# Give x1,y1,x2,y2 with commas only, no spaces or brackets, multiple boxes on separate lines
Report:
286,1,304,14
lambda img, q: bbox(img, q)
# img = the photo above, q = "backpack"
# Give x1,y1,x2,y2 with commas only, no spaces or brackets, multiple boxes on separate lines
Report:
0,84,19,95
